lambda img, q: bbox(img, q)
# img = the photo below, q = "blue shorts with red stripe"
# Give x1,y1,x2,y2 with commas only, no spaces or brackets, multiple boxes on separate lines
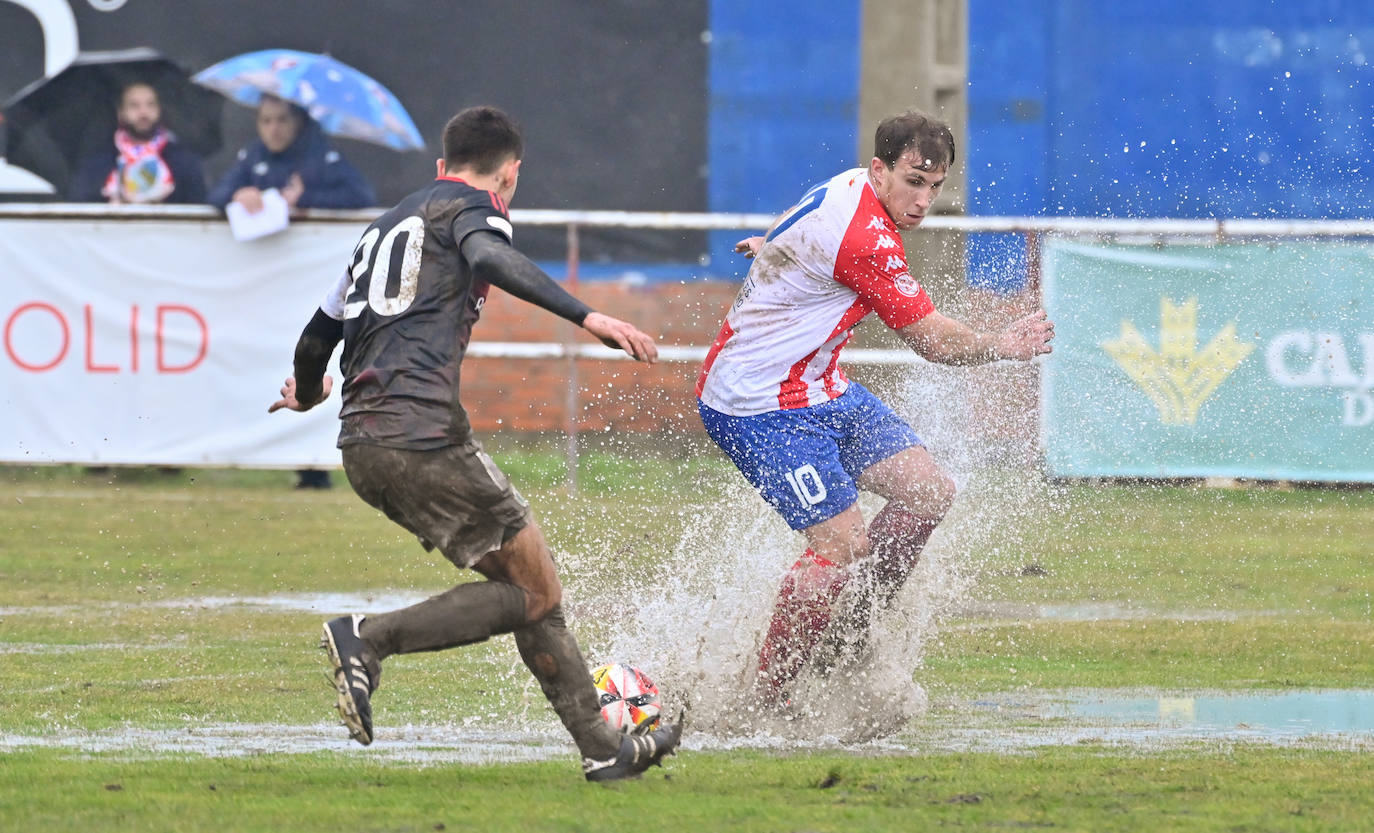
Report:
698,382,923,531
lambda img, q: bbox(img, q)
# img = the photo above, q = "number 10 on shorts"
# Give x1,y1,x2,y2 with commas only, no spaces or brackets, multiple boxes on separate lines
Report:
785,464,828,507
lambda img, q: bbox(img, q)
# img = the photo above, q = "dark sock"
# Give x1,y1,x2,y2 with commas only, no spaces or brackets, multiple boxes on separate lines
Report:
513,605,621,760
359,580,529,660
818,505,942,663
866,503,940,608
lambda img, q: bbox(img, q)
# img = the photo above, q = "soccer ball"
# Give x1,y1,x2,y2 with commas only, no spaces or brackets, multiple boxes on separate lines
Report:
591,663,662,735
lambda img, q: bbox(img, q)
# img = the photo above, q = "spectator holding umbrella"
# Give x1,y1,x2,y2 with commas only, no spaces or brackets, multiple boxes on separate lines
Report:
207,93,376,214
195,49,424,214
68,81,208,204
196,49,418,489
210,94,376,490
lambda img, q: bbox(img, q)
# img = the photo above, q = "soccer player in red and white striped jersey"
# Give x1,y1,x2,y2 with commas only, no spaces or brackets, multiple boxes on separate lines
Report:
697,110,1055,704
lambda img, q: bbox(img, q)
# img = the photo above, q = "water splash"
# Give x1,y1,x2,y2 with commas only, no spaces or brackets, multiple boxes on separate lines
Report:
563,346,1057,744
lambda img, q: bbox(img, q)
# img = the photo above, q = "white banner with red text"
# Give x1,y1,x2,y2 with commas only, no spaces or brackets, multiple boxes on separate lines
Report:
1,218,356,467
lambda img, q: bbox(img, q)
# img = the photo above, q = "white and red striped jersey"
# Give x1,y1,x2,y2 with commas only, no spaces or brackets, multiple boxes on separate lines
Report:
696,168,936,416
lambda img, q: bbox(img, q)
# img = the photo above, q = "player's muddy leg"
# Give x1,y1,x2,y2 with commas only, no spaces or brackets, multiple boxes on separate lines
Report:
515,608,686,781
477,521,621,759
755,505,868,702
514,607,621,759
327,579,530,748
341,442,533,666
357,580,529,663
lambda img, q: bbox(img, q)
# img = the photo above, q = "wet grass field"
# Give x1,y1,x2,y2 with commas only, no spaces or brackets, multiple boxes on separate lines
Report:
2,453,1372,832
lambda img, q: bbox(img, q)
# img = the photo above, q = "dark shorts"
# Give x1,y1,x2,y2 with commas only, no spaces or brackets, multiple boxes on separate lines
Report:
698,382,923,531
341,441,532,568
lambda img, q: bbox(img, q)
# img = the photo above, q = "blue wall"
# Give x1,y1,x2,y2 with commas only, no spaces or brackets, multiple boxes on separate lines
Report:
706,0,861,278
968,0,1374,290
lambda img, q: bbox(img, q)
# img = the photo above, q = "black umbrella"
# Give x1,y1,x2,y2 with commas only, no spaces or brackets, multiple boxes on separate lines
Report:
1,47,225,196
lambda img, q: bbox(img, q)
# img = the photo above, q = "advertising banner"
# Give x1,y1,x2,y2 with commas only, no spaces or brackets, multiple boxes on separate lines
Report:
1,218,355,467
1042,238,1374,481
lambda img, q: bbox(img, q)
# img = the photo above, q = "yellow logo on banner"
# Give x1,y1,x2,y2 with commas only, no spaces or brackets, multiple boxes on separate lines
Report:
1101,297,1255,425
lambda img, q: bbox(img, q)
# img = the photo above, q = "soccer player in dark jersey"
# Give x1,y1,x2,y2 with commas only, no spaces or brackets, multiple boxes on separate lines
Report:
268,106,681,781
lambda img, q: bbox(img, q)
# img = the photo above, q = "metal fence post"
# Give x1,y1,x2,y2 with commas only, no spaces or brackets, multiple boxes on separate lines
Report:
563,222,581,489
1024,229,1041,297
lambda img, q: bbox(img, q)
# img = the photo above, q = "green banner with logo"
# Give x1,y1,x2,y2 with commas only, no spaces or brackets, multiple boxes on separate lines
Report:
1042,238,1373,481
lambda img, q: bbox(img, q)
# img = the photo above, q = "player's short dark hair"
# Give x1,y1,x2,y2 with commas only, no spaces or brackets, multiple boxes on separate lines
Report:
873,110,956,171
442,107,523,174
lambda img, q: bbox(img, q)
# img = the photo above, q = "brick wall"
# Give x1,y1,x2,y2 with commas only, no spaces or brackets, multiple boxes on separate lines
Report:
463,281,738,434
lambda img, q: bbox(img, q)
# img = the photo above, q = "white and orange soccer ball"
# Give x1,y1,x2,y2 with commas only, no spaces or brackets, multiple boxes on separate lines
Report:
591,663,662,735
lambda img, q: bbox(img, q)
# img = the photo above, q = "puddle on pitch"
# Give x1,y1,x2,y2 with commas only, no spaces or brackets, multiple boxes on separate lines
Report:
967,690,1374,745
7,691,1372,762
179,591,432,614
1063,690,1374,736
952,601,1257,623
0,723,578,766
0,591,434,618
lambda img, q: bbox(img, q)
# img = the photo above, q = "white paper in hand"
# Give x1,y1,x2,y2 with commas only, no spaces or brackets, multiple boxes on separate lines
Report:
226,188,291,241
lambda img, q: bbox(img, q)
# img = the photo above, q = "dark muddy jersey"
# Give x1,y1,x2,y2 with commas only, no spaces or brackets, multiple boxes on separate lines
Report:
320,176,514,449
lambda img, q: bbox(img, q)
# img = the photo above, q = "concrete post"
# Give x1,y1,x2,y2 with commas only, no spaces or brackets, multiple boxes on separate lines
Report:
858,0,970,319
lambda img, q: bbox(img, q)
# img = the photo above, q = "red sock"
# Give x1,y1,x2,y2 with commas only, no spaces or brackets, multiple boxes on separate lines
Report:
756,549,848,697
865,503,939,605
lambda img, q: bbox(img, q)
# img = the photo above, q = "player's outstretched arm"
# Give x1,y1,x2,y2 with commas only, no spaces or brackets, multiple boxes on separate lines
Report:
461,231,657,363
463,231,592,321
898,309,1054,366
269,308,342,413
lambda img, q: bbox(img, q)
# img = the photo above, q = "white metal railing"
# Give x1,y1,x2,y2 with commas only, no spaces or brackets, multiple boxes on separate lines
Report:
3,203,1374,237
466,342,929,365
7,203,1371,481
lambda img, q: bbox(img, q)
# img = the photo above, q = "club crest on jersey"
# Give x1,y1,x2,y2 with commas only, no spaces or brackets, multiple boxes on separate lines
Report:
893,272,921,297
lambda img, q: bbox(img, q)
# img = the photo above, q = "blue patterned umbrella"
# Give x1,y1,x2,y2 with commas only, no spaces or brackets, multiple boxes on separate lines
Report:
192,49,423,151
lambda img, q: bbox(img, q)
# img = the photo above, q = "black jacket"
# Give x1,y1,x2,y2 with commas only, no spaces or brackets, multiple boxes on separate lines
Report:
207,121,375,210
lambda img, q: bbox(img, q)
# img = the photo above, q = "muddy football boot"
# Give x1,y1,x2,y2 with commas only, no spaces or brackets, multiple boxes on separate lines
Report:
321,614,378,746
583,717,684,782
